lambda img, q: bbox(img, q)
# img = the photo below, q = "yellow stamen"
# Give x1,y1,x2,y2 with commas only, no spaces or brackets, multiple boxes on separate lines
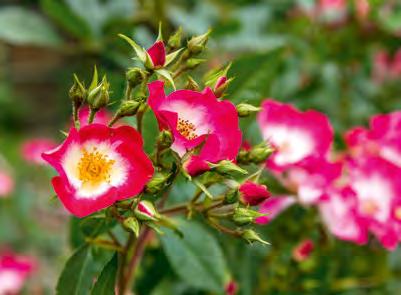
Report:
394,207,401,220
177,118,197,140
77,147,115,186
361,200,378,216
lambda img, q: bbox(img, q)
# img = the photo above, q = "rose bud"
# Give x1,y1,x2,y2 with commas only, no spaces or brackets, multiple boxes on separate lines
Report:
236,103,261,118
187,29,211,54
214,76,234,98
232,207,266,225
145,172,171,195
239,181,271,206
209,160,247,177
134,200,159,222
241,229,270,245
126,68,148,88
225,279,238,295
292,239,314,262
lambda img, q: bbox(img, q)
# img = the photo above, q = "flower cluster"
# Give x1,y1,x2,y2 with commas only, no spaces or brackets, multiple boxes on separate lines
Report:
256,99,401,250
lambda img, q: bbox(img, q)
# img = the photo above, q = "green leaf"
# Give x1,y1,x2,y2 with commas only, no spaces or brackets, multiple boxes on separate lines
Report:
160,219,228,293
91,253,118,295
56,245,92,295
40,0,92,39
0,7,61,47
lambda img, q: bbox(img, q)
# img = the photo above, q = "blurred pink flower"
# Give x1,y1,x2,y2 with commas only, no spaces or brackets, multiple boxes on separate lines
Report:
225,279,238,295
318,0,347,22
0,171,14,198
292,239,314,262
0,251,36,295
257,99,333,171
354,0,370,21
345,111,401,167
372,49,401,83
283,157,343,205
319,186,369,245
21,138,57,165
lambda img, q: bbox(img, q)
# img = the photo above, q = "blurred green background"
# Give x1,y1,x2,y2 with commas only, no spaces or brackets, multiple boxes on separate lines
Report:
1,0,401,294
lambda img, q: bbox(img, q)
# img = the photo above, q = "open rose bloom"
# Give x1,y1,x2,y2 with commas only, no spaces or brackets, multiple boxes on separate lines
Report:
148,80,242,175
42,124,154,217
0,252,36,295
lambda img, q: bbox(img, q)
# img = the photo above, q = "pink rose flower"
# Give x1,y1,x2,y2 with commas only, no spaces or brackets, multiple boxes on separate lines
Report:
319,187,369,245
0,171,14,198
292,239,314,262
148,80,242,176
21,138,57,165
345,111,401,167
42,124,154,217
257,99,333,171
347,156,401,249
0,252,36,295
319,156,401,250
283,157,342,204
239,181,270,206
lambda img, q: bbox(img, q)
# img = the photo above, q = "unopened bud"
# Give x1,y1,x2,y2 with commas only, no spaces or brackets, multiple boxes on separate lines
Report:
214,76,232,98
236,103,261,117
69,75,86,107
126,68,148,88
236,149,250,164
241,229,270,245
239,181,270,206
185,58,205,70
157,130,173,149
232,207,266,225
123,217,140,237
134,200,159,221
293,239,314,262
185,76,200,91
225,189,239,204
87,77,110,110
116,100,142,118
187,29,211,54
209,160,248,177
249,142,274,164
168,27,183,50
145,172,171,195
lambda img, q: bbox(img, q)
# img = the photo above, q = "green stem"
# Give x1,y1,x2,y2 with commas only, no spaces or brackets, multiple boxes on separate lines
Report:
108,114,120,127
88,108,97,124
72,102,80,129
120,227,151,294
125,84,133,100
